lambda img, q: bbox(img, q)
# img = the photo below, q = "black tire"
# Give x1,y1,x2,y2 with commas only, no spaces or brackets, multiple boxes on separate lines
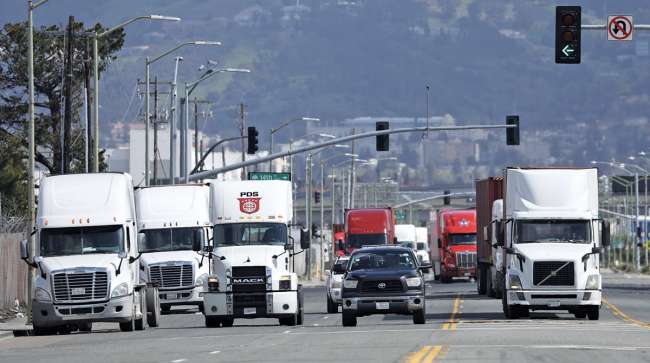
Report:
279,313,298,326
297,290,305,326
587,306,600,321
205,316,221,328
342,310,357,327
57,326,72,335
440,274,451,284
135,292,146,331
518,306,530,318
78,322,92,332
327,296,338,314
495,272,504,299
221,318,234,327
198,304,204,313
477,264,487,295
119,319,135,332
32,325,57,336
502,291,519,319
413,308,426,325
146,287,161,328
574,309,587,319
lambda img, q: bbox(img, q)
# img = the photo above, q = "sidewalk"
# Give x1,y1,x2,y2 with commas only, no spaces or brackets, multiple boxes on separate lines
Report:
601,268,650,289
0,315,31,339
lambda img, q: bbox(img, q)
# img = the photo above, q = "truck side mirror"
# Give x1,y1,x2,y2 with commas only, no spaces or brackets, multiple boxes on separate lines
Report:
20,239,29,260
284,241,294,251
497,221,505,244
601,220,611,247
300,228,311,249
437,239,441,249
137,232,146,254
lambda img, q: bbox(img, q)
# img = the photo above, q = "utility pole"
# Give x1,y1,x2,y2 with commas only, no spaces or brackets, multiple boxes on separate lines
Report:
152,77,158,185
62,16,74,174
240,103,246,180
170,56,182,184
83,37,92,173
305,154,312,280
348,129,356,208
320,160,325,280
194,98,199,168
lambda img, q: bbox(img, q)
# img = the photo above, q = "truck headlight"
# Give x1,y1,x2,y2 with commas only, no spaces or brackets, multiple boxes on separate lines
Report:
406,277,422,288
279,275,291,290
343,279,358,289
207,276,220,292
585,274,600,290
35,287,51,302
111,282,129,298
331,278,342,289
196,273,209,287
509,275,523,290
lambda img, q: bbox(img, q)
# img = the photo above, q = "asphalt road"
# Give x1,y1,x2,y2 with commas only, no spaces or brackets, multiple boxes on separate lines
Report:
1,272,649,363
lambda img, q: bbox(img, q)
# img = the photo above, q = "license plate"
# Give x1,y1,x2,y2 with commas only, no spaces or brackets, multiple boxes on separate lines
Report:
244,307,256,315
376,302,390,310
71,288,85,296
547,301,561,307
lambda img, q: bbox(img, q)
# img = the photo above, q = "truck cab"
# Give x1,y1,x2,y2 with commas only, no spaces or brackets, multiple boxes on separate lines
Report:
202,180,306,327
340,208,396,255
21,173,157,335
135,185,213,313
434,209,477,282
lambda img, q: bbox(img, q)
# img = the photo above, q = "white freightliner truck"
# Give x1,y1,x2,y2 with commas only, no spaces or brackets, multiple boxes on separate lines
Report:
198,180,308,327
135,184,215,313
488,168,610,320
20,173,159,335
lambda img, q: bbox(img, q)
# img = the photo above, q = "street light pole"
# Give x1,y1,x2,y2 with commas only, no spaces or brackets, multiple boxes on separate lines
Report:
269,117,320,172
169,56,182,184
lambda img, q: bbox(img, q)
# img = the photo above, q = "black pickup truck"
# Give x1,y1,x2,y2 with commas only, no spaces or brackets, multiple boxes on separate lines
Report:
340,246,430,326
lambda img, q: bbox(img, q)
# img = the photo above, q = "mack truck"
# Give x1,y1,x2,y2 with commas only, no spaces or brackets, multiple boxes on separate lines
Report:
135,184,213,313
337,208,396,255
199,180,308,327
476,167,610,320
431,209,477,282
20,173,159,335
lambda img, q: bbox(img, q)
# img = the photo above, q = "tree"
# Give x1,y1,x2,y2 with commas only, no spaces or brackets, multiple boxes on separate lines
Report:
0,21,125,216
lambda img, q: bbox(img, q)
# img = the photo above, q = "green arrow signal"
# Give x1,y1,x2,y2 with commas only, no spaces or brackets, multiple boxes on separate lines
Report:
562,44,575,57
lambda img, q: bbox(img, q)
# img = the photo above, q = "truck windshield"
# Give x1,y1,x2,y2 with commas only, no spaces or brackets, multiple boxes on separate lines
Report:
140,227,204,252
449,233,476,245
349,250,416,271
515,220,591,244
347,234,388,249
40,226,124,257
214,223,287,246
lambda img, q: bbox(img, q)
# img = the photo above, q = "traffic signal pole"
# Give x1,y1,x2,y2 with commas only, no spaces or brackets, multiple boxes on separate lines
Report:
188,123,518,181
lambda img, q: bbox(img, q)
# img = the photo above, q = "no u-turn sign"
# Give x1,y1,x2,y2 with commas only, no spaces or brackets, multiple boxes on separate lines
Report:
608,15,633,41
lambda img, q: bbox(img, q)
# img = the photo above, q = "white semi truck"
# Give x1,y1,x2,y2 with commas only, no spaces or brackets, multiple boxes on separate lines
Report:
414,227,431,266
199,180,308,327
20,173,159,335
135,184,213,313
488,168,610,320
395,224,417,250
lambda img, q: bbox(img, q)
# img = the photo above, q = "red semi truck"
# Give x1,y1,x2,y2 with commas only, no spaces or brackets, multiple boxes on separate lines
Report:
335,208,396,256
431,209,477,282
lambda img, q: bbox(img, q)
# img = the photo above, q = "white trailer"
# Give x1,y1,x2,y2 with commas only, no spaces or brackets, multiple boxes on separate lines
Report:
20,173,159,335
499,168,610,320
135,184,216,313
395,224,417,249
200,180,308,327
414,227,431,265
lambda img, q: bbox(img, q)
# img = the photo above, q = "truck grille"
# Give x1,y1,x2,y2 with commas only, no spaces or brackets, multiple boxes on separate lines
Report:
533,261,575,286
455,251,477,269
360,280,403,294
231,266,267,293
52,271,109,303
149,264,194,289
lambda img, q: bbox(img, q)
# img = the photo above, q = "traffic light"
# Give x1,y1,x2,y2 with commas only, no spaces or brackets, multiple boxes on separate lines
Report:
247,127,259,154
555,6,581,64
443,190,451,206
314,191,321,204
506,115,520,146
376,121,389,151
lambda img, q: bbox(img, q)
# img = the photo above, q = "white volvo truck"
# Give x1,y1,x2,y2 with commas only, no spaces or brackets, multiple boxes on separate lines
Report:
135,184,213,313
199,180,308,327
20,173,159,335
497,168,610,320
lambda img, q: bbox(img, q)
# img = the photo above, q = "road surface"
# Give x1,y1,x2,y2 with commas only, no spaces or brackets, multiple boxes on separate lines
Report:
1,272,649,363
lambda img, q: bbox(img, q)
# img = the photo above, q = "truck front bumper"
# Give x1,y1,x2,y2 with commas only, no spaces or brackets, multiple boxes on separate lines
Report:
341,294,425,316
443,266,476,278
159,286,202,307
507,289,601,308
32,295,134,328
201,290,298,319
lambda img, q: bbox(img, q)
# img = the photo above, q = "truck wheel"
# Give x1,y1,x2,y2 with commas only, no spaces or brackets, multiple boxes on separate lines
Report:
279,313,298,326
574,310,587,319
327,296,338,313
221,318,234,327
495,272,504,299
135,292,146,331
78,322,92,332
342,311,357,327
205,316,221,328
502,292,519,319
477,264,487,295
413,307,426,325
120,297,136,333
486,272,496,298
146,287,161,328
297,290,305,325
587,306,600,320
32,322,57,336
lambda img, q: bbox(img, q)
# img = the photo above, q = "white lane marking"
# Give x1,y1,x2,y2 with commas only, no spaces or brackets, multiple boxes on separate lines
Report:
209,351,221,355
313,323,319,327
323,316,328,319
171,359,187,363
442,344,646,352
283,330,291,334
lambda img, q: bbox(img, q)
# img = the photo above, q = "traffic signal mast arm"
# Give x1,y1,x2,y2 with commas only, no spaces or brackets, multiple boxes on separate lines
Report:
392,192,476,209
188,123,518,181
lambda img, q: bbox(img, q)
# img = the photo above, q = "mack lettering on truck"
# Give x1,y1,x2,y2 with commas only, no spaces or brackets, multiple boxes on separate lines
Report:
232,277,265,284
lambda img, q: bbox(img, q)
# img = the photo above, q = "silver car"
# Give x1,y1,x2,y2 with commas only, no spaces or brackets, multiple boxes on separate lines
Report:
326,256,349,313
